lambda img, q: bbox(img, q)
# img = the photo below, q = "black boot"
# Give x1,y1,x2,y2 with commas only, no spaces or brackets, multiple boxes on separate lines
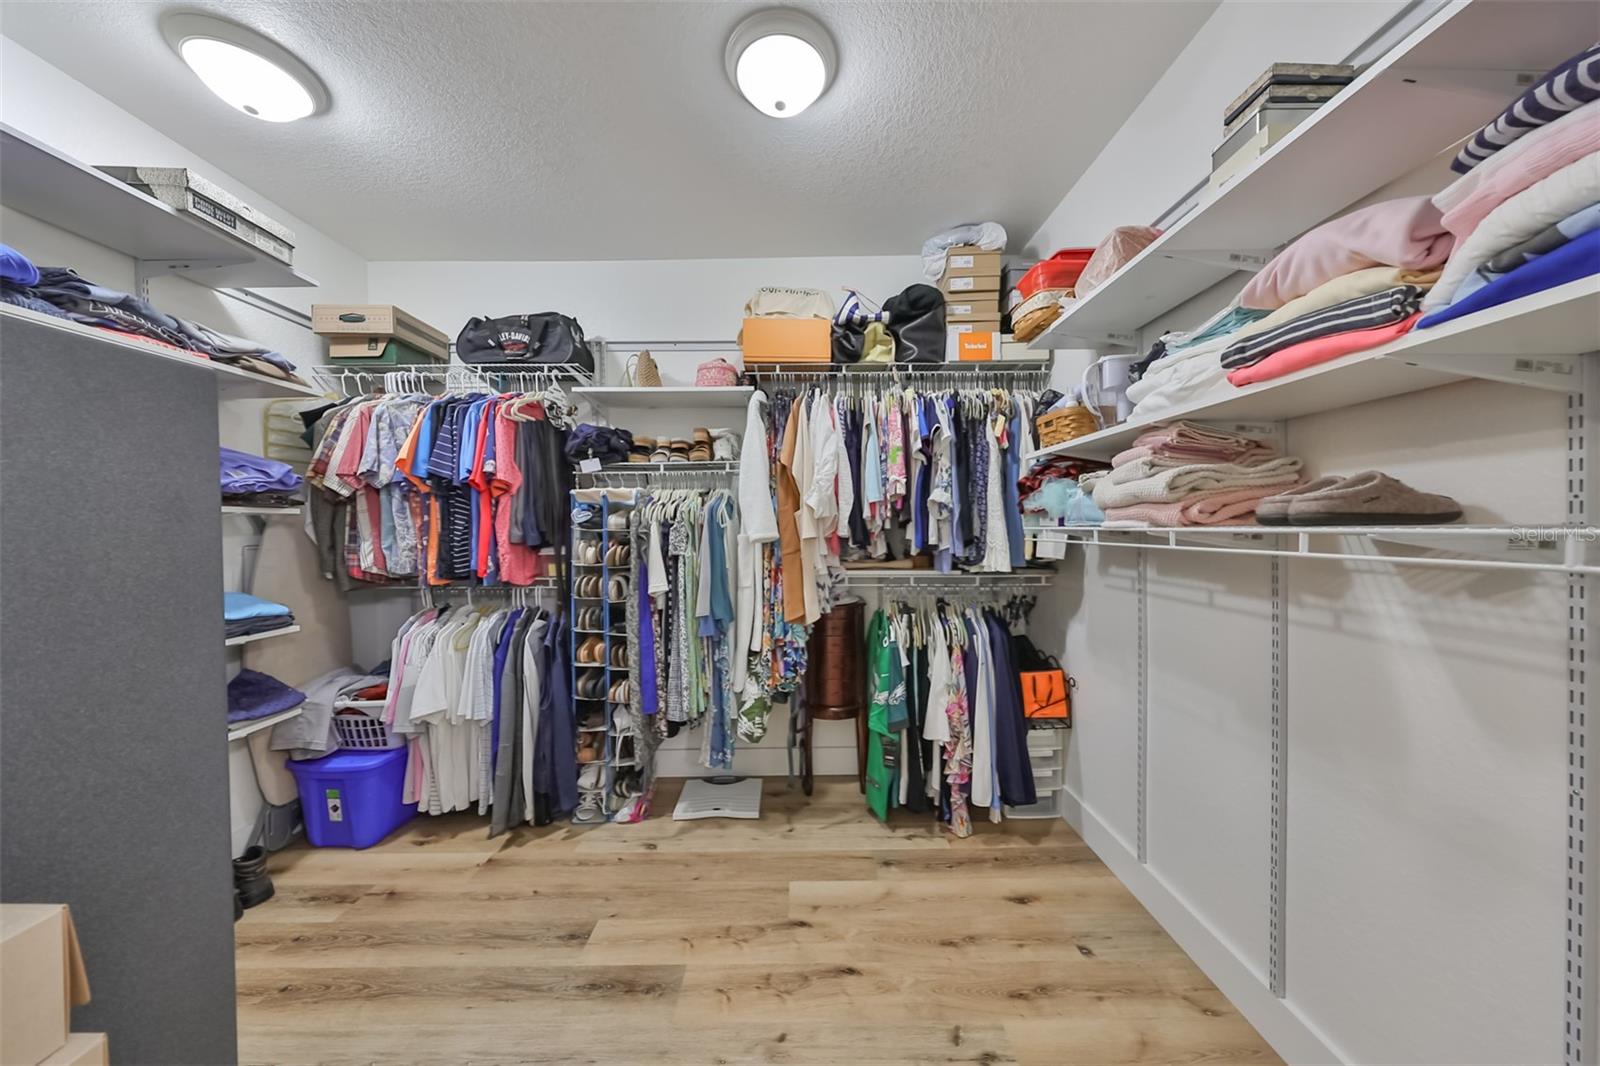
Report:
233,887,244,922
232,845,275,909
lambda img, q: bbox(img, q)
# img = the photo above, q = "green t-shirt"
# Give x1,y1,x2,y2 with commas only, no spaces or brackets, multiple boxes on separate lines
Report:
865,611,909,822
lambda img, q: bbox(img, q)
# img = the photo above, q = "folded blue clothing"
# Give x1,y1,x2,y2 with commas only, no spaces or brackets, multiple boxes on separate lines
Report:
0,243,40,287
224,591,294,622
227,668,307,724
221,447,303,495
1417,228,1600,331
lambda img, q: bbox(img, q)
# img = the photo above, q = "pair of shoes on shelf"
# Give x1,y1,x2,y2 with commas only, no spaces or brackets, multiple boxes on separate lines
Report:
577,673,606,699
576,606,603,631
629,436,655,464
607,575,630,603
576,540,602,565
607,509,630,532
1256,472,1463,526
608,678,632,703
605,542,631,567
610,644,628,668
578,732,604,764
689,428,713,463
575,574,603,598
576,636,607,663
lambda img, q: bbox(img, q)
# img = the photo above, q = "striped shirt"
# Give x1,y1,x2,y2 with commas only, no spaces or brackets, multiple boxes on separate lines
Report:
1453,43,1600,174
1220,285,1424,369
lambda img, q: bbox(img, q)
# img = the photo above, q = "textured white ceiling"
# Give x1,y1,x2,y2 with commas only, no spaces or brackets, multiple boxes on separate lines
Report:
1,1,1218,261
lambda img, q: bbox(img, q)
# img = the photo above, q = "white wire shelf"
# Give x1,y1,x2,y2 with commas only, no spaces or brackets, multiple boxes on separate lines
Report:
221,505,303,516
1027,0,1597,348
309,362,594,397
840,569,1055,587
747,361,1051,380
589,460,739,473
0,304,323,399
1030,523,1600,575
227,706,303,743
573,386,754,409
1027,278,1600,462
0,123,318,290
224,624,300,647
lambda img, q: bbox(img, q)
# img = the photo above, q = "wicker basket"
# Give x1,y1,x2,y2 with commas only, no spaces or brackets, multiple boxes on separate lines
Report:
626,349,662,387
1036,404,1100,448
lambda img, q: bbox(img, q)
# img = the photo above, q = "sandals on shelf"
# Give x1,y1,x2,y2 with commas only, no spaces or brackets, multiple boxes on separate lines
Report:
689,428,713,463
607,575,630,603
608,678,631,704
577,673,606,700
605,542,631,568
610,643,629,668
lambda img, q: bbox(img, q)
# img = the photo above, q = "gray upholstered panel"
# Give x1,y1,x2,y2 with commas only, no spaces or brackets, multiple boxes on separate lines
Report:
0,315,237,1064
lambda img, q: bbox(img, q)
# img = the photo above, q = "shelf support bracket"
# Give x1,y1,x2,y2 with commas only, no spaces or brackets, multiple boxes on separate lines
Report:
1158,248,1277,272
1386,350,1582,393
1567,355,1599,1066
1136,549,1149,864
1269,555,1288,999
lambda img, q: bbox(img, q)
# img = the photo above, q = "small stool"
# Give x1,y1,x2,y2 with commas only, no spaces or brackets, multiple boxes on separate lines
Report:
801,600,867,795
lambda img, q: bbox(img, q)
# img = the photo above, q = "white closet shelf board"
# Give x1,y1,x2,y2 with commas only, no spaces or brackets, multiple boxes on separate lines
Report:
573,386,755,409
224,625,300,647
227,706,302,743
1027,277,1600,461
0,125,317,290
221,505,303,516
0,305,323,399
1034,524,1600,575
1028,0,1595,347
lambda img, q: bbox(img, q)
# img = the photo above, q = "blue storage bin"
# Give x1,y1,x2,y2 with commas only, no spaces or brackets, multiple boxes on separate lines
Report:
287,746,416,848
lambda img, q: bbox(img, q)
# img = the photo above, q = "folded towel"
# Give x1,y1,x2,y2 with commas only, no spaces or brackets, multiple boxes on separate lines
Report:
1127,421,1279,465
1094,457,1303,509
223,591,293,622
1103,484,1303,528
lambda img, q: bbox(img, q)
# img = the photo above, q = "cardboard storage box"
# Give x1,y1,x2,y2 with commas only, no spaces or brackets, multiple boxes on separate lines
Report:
312,305,450,362
98,166,295,265
939,273,1001,296
945,294,1001,320
1,905,91,1066
946,331,1037,362
946,316,1002,336
941,245,1002,277
41,1034,108,1066
740,317,830,363
328,337,444,365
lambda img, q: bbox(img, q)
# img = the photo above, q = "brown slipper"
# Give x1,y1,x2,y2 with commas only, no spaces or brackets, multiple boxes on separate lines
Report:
1256,477,1341,525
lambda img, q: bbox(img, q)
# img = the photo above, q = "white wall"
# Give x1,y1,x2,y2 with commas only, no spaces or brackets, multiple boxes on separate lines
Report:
1023,0,1411,257
1025,2,1575,1061
0,36,365,856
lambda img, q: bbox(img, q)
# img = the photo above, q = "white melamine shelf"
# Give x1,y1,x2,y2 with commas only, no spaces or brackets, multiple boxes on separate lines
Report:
0,124,317,290
221,505,303,516
1028,278,1600,462
0,304,324,399
1031,523,1600,575
1029,0,1597,348
224,624,300,647
573,386,755,409
227,706,303,743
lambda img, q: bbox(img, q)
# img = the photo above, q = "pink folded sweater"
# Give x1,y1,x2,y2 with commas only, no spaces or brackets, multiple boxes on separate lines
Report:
1239,196,1455,310
1103,483,1302,527
1226,312,1422,388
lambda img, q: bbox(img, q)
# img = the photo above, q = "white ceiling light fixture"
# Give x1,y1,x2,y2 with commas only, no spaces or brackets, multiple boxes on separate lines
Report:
724,8,836,119
160,12,329,122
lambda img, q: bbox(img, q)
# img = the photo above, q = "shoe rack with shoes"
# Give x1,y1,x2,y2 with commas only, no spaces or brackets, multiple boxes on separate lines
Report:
569,489,638,824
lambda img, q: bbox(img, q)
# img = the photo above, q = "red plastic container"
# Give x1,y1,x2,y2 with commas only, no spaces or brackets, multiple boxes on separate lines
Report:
1017,248,1094,299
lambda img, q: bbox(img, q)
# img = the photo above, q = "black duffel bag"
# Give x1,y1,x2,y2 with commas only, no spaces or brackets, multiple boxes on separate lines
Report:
882,284,946,364
456,313,595,371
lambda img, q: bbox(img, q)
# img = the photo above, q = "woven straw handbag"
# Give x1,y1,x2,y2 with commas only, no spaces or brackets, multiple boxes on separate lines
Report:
626,349,663,387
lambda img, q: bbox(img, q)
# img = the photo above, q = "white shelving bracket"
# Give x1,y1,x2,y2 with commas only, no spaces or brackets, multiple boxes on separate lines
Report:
135,257,253,299
1158,248,1277,272
1385,349,1584,393
1566,354,1599,1066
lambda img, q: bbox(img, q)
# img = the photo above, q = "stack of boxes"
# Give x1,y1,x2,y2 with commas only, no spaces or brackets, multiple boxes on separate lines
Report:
1209,63,1355,191
311,304,451,365
937,245,1003,336
0,905,104,1065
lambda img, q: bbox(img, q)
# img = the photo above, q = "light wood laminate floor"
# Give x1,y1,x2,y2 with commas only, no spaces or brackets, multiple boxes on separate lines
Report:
237,777,1278,1065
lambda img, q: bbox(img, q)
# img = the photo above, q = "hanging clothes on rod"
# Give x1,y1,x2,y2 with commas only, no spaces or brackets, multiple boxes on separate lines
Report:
866,593,1038,837
302,374,577,589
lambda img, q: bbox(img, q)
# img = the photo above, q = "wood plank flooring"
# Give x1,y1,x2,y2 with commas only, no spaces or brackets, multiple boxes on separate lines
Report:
236,777,1278,1066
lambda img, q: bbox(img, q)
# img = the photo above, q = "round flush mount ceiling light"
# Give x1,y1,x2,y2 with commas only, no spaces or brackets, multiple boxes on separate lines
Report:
160,12,329,122
724,9,836,118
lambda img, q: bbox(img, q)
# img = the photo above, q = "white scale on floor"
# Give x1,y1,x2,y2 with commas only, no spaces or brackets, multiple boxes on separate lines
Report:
672,776,763,820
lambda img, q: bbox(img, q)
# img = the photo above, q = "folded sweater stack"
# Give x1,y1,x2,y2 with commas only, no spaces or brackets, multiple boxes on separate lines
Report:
1086,423,1302,527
